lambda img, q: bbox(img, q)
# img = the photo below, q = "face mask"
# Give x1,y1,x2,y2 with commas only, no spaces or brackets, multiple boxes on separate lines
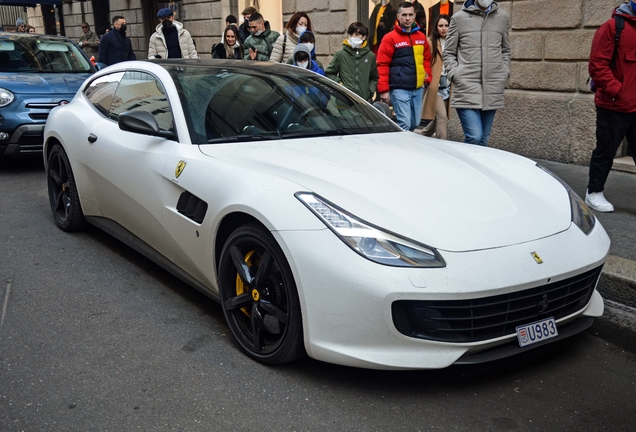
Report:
118,24,127,33
297,61,309,69
476,0,493,8
302,42,314,51
162,20,172,30
296,26,307,35
254,29,263,36
348,37,363,49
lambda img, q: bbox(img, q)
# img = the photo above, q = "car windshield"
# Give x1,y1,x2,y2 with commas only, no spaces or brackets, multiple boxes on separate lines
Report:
0,37,92,73
165,63,401,144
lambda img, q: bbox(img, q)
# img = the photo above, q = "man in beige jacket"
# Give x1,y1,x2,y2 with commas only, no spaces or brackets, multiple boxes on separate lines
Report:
443,0,510,146
148,8,198,59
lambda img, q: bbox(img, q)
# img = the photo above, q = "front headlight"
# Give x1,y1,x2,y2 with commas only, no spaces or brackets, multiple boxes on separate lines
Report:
296,193,445,268
536,164,595,235
0,88,15,107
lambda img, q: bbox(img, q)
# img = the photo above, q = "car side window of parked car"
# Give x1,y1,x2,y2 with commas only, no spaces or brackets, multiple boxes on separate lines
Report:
84,72,125,117
110,71,174,132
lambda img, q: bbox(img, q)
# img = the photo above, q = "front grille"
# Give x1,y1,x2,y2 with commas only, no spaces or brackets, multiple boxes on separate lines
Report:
29,113,49,120
17,133,44,147
392,265,603,343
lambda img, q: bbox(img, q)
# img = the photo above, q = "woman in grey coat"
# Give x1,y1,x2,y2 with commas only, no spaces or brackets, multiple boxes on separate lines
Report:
443,0,510,146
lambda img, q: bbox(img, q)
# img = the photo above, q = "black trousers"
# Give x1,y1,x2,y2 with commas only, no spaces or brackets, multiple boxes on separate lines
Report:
588,106,636,193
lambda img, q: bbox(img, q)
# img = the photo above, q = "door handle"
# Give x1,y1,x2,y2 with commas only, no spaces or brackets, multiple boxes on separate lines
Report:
88,134,97,143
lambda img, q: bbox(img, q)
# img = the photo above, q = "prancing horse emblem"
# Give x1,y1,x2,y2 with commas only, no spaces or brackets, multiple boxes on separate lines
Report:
175,160,187,178
531,252,543,264
538,294,549,313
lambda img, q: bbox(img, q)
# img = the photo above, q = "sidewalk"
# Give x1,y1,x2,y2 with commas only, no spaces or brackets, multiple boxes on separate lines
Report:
534,159,636,309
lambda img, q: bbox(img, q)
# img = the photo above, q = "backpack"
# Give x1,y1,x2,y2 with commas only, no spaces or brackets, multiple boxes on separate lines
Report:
589,14,625,92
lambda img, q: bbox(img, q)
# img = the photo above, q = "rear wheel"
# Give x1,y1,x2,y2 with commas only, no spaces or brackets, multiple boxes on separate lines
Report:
218,223,305,364
46,144,84,231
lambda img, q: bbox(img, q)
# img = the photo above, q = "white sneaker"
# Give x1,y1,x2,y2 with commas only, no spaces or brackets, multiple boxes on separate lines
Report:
585,191,614,212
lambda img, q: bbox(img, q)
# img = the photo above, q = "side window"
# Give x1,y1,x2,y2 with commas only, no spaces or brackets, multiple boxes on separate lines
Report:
110,71,174,132
84,72,125,116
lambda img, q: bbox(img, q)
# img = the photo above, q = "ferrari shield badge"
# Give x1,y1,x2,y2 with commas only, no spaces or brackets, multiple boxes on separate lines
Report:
531,252,543,264
175,160,187,178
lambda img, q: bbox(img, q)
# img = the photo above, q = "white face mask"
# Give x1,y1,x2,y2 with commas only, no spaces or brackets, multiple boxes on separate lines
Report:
295,25,307,35
348,37,363,49
302,42,314,52
296,61,309,69
476,0,494,8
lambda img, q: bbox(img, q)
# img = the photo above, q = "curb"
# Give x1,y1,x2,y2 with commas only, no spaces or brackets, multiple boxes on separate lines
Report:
598,254,636,309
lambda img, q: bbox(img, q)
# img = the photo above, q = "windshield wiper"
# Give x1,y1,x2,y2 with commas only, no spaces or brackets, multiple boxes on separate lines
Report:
280,128,355,139
207,134,280,144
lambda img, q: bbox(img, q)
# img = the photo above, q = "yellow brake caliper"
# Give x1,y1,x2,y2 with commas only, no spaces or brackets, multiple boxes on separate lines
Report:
236,250,258,317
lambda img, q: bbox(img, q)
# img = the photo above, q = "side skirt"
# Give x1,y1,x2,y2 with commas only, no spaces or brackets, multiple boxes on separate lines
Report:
85,216,220,303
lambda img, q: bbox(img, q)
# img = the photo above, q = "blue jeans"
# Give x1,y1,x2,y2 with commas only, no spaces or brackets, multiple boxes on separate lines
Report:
390,87,425,131
456,108,497,146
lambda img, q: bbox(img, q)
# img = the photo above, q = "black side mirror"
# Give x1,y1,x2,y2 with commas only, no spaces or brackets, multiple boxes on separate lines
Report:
118,110,175,140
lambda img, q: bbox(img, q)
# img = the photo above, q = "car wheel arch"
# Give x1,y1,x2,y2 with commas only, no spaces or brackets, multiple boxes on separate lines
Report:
214,212,267,270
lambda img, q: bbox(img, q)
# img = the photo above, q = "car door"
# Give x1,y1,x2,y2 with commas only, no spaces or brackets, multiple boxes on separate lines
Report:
84,70,179,258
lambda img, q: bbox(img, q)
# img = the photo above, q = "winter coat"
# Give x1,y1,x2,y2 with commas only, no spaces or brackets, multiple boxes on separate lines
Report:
237,20,251,43
148,21,198,59
422,37,451,120
368,2,397,48
589,3,636,113
78,30,99,58
443,0,511,110
211,42,242,59
98,29,136,66
269,30,299,63
376,21,432,93
243,22,280,61
325,39,378,101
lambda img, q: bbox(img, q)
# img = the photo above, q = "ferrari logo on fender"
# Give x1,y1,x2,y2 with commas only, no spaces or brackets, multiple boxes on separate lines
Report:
251,289,260,301
531,252,543,264
175,160,186,178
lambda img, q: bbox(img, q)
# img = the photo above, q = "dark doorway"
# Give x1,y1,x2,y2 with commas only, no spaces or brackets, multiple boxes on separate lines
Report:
92,0,110,36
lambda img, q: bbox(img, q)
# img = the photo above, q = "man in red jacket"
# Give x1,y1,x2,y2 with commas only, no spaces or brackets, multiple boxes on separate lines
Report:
377,2,432,131
587,2,636,212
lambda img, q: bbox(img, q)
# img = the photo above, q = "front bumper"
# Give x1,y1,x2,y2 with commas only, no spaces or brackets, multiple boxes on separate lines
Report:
0,123,45,157
274,220,610,370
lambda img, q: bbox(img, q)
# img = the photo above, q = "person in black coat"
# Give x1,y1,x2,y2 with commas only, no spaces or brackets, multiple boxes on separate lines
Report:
368,0,397,54
212,26,244,59
237,6,258,43
98,15,136,66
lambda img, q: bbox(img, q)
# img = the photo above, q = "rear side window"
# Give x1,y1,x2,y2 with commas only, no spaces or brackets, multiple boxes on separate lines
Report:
84,72,125,116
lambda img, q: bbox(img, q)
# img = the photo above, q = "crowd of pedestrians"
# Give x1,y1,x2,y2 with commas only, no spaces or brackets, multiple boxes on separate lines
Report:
11,0,633,215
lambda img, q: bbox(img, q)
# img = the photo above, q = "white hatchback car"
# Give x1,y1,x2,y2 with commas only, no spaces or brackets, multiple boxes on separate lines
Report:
44,60,609,370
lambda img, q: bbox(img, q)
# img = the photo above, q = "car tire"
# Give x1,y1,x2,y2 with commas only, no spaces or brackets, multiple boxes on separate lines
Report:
219,223,305,365
46,144,84,231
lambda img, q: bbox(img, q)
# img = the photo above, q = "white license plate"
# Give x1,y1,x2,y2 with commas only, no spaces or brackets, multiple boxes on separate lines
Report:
516,317,558,347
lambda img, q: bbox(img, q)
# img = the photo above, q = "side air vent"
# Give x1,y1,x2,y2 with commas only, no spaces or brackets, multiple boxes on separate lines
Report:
176,192,208,224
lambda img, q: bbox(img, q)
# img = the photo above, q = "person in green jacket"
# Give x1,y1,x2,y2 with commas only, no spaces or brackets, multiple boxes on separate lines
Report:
243,13,280,61
325,22,378,102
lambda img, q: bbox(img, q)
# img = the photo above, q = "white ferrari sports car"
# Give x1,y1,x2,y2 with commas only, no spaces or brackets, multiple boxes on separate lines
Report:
44,60,609,370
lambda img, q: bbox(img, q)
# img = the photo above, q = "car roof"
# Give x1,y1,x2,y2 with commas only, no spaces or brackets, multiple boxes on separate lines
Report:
0,32,75,44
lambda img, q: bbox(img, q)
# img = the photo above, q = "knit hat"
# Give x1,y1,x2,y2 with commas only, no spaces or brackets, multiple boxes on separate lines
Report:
157,8,174,19
16,18,26,27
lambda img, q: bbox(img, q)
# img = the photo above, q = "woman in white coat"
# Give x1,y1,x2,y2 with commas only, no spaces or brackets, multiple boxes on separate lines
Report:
269,12,312,64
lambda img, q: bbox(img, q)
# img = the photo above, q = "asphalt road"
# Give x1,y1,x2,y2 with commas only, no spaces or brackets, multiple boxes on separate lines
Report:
1,158,635,431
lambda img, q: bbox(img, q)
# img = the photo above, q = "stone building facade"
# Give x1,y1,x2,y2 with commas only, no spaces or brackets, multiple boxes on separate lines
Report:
43,0,627,166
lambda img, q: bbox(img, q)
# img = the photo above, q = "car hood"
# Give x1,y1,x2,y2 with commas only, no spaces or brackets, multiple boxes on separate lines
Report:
0,73,90,94
199,133,572,252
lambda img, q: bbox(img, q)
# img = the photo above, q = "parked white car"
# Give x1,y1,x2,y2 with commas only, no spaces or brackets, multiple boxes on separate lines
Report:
44,60,609,369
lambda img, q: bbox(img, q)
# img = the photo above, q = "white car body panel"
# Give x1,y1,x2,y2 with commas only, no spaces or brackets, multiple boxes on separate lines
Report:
43,60,610,369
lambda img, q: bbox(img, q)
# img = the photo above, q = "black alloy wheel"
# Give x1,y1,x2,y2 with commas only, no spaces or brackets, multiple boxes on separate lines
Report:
46,144,84,231
219,223,304,365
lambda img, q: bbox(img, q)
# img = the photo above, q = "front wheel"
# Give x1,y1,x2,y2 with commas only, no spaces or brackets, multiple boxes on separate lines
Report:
218,223,305,365
46,144,84,231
